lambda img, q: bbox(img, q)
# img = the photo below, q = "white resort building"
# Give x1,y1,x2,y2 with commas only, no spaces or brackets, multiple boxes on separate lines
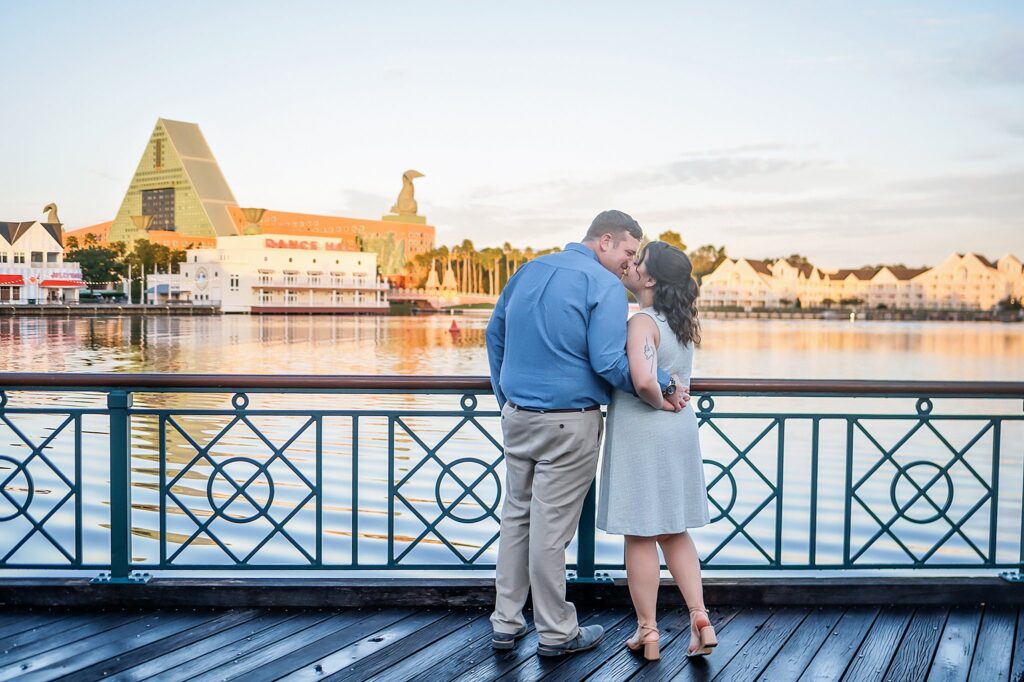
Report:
0,219,84,304
147,235,389,313
700,253,1024,311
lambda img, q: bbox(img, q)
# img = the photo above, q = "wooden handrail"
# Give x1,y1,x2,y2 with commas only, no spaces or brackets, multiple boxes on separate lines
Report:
0,374,1021,397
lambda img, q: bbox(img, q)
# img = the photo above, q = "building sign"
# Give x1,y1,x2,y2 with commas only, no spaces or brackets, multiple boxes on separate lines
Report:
264,238,347,252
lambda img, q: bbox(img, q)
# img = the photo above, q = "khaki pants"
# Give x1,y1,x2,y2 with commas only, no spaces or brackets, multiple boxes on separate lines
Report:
490,403,603,645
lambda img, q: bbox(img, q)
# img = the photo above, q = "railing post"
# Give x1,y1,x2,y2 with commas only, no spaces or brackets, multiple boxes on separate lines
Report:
93,390,149,584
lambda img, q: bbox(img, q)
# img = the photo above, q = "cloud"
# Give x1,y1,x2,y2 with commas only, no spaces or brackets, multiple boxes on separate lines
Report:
425,149,1023,269
944,31,1024,85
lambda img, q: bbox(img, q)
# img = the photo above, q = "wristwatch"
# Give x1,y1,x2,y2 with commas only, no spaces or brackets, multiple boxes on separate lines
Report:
662,378,677,397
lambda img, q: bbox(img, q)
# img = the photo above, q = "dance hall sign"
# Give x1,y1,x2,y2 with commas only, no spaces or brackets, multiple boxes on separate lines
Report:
264,238,347,252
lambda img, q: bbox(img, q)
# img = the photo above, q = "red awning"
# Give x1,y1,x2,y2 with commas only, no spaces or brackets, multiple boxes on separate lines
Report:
0,275,25,286
39,279,86,288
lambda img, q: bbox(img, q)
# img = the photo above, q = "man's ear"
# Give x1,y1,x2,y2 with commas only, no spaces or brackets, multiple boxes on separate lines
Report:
599,233,613,252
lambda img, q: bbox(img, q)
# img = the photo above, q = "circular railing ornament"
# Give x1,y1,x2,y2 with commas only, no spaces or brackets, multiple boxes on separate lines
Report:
435,458,501,523
207,456,274,523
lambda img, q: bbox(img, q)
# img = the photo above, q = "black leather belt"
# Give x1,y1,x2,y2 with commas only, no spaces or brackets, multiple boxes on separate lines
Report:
507,401,600,414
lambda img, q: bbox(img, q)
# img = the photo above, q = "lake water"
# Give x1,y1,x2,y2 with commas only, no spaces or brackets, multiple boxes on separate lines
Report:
0,314,1021,575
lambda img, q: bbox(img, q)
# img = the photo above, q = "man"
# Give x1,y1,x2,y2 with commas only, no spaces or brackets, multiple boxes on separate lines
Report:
486,210,686,657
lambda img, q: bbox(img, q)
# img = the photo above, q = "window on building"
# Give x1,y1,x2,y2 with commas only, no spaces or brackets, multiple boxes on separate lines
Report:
14,253,25,264
0,253,7,263
142,187,175,230
230,275,239,291
259,274,271,284
46,252,59,264
31,252,43,263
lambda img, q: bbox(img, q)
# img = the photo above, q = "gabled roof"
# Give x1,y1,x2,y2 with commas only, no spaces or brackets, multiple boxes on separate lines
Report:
742,259,773,276
0,222,35,245
829,266,879,281
968,253,997,269
40,223,63,248
887,266,929,281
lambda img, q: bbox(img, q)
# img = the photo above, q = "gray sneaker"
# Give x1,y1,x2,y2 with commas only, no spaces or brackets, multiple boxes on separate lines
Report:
492,625,529,650
537,624,605,657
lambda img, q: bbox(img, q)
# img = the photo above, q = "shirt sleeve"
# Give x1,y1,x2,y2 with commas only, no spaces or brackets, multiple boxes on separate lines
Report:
587,283,671,396
485,286,509,408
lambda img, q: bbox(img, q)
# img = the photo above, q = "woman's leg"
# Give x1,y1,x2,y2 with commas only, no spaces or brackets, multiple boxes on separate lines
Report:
624,535,661,629
657,531,705,612
658,531,714,653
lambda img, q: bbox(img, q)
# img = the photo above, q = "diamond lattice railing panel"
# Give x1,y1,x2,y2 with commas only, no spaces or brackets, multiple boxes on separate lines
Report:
695,417,781,566
391,415,504,565
0,413,79,566
846,417,996,567
158,412,320,566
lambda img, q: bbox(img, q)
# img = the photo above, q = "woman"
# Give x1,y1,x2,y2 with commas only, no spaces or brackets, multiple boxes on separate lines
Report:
596,240,715,661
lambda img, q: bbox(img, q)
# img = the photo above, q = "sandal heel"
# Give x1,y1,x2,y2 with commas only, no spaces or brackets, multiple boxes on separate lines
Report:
643,640,660,661
699,625,717,649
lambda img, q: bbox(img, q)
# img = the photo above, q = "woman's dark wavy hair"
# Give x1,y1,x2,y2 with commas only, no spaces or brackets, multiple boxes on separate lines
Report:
636,241,701,346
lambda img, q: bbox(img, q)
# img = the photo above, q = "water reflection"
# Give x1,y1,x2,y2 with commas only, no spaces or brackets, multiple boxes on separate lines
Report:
0,314,1021,571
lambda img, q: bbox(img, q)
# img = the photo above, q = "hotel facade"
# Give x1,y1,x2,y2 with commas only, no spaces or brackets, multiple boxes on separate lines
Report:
66,118,434,285
0,219,84,304
700,252,1024,311
148,235,388,314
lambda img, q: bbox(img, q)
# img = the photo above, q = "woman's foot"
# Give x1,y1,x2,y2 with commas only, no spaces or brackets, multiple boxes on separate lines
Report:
625,621,660,661
687,608,717,657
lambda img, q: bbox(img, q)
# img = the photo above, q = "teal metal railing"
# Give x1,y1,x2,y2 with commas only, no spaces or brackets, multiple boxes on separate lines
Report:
0,374,1021,583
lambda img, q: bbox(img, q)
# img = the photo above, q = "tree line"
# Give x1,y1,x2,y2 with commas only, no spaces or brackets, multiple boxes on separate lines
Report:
406,231,731,294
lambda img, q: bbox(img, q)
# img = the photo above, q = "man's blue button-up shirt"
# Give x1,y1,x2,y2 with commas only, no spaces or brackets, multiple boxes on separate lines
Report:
486,242,669,409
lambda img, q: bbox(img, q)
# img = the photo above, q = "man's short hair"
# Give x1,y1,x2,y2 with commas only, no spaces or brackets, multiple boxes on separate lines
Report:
585,209,643,241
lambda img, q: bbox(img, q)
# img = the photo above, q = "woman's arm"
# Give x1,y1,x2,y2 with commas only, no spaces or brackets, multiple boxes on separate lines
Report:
626,313,664,409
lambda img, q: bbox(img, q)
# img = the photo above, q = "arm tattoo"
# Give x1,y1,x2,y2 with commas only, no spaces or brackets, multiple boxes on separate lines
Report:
644,336,655,375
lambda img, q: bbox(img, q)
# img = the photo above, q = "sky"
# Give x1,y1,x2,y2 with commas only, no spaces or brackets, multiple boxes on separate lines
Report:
1,1,1022,268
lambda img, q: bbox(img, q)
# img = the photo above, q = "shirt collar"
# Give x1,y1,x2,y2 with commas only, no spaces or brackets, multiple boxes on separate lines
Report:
565,242,598,261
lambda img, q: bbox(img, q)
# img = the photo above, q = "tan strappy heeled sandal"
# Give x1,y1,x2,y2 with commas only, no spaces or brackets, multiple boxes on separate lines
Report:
687,608,717,657
625,621,660,661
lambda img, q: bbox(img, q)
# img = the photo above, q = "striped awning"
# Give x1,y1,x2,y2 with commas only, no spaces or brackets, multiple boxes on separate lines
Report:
39,279,87,288
0,275,25,285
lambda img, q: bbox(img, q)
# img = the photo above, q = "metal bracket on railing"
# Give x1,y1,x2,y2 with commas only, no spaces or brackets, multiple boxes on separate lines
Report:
566,570,613,584
999,570,1024,583
90,571,152,585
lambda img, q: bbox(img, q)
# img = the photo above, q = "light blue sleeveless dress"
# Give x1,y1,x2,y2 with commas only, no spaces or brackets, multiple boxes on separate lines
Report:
597,308,710,536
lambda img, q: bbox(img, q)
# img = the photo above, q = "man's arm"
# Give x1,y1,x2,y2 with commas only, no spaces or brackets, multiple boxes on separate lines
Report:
485,286,509,409
587,284,671,396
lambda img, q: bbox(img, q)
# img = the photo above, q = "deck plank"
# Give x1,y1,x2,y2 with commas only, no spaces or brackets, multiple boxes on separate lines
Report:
0,610,150,680
11,611,207,682
244,608,413,681
143,611,334,682
56,609,260,682
190,610,372,681
926,606,983,682
107,610,301,682
882,607,949,682
277,608,449,681
968,606,1015,682
366,611,492,682
841,606,914,682
708,607,810,682
0,612,73,641
1006,609,1024,682
798,607,879,682
403,615,527,682
322,610,487,682
0,600,1015,681
758,607,845,681
633,607,774,681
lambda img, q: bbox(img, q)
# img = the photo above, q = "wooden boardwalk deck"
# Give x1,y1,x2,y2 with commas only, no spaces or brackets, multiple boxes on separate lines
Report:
0,603,1018,681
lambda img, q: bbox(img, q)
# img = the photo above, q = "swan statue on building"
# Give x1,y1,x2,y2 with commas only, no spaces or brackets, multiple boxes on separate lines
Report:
390,170,424,216
43,203,61,225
